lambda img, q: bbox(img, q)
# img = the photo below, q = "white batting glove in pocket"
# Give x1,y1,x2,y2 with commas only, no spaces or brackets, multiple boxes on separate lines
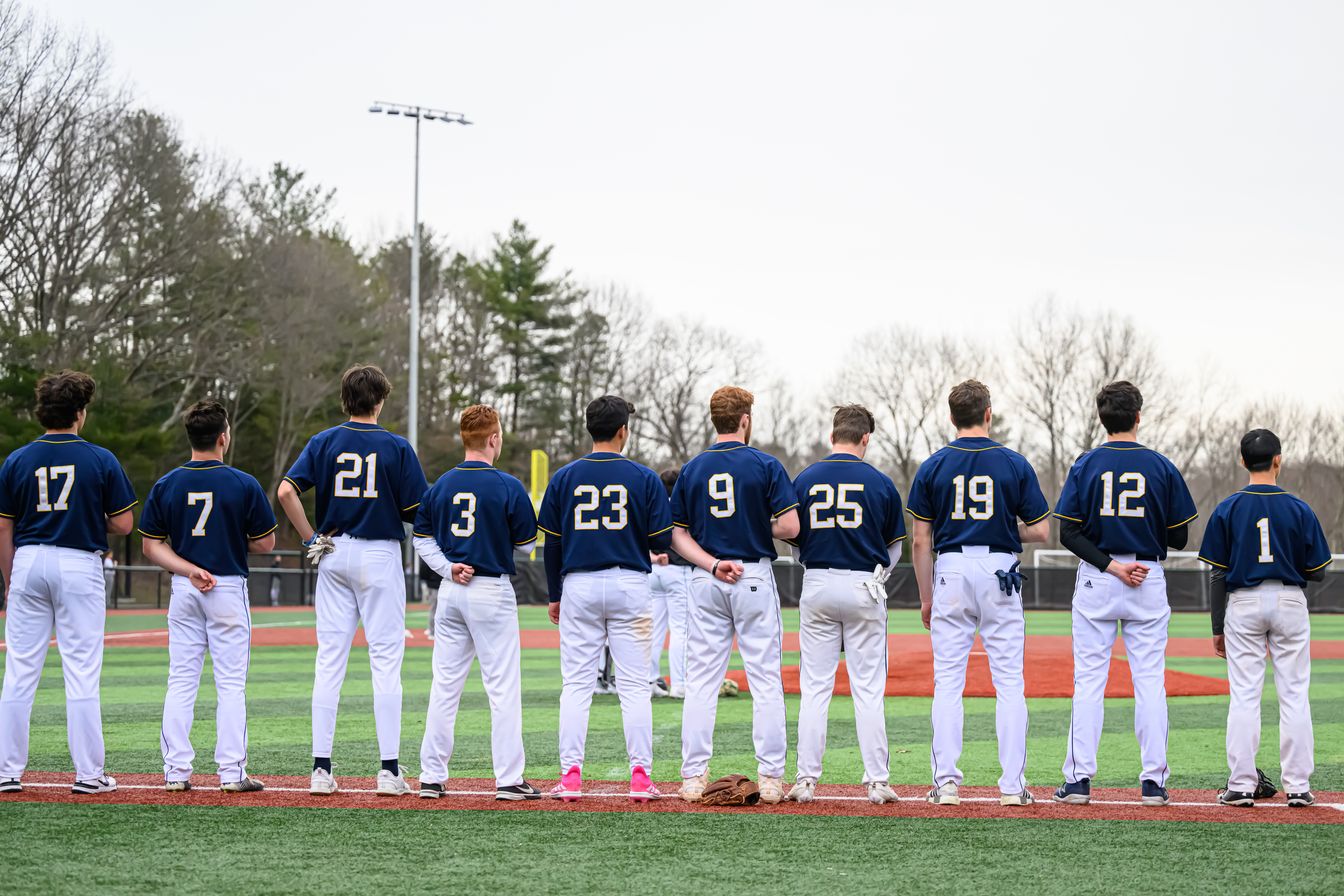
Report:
861,564,891,604
305,534,335,566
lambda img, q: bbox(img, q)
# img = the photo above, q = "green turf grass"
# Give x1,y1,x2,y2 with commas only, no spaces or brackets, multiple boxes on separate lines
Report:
3,803,1341,896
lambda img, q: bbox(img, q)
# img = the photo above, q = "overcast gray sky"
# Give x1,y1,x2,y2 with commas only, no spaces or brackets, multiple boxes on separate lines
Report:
37,0,1344,408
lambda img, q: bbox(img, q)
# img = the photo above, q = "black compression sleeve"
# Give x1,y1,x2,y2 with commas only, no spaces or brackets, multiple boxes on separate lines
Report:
1059,518,1112,571
1166,523,1189,551
649,529,672,553
1306,567,1326,583
544,538,563,603
1209,568,1227,636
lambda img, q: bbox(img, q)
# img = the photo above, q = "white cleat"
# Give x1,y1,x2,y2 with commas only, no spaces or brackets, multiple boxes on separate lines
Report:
71,775,117,795
758,775,784,805
376,768,412,796
309,768,339,795
927,782,960,806
786,778,817,803
868,782,899,804
679,774,707,803
1000,789,1035,807
669,686,686,699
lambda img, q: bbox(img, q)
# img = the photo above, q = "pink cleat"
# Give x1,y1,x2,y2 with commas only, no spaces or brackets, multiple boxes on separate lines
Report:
548,766,582,802
629,766,661,803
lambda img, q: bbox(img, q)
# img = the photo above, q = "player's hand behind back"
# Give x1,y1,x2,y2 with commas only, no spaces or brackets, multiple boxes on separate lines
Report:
1106,560,1149,588
189,568,217,593
450,562,475,585
1212,634,1225,658
548,602,560,625
713,560,744,585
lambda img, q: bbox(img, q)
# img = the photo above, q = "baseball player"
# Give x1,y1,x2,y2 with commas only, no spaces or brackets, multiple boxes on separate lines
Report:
787,405,905,805
649,467,692,698
0,371,136,795
670,385,799,805
539,396,672,803
908,379,1049,807
139,399,277,793
277,364,429,797
1200,429,1330,808
1051,381,1197,807
413,405,542,801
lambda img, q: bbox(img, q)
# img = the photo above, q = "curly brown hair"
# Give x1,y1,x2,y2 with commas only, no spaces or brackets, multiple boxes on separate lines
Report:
35,371,96,429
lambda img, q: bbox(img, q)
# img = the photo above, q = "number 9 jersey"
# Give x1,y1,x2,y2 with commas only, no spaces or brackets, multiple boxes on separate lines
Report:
671,440,798,560
906,436,1049,553
283,421,428,540
791,453,906,570
538,452,672,574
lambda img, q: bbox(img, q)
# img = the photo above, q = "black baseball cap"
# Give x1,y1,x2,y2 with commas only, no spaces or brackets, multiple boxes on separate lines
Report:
1240,428,1281,472
586,395,635,441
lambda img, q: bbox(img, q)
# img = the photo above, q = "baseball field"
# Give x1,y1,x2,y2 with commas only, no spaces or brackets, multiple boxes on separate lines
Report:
3,605,1342,896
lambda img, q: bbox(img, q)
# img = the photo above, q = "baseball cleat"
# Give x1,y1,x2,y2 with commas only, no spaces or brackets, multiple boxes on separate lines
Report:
927,782,960,806
1218,789,1255,807
1287,791,1315,808
669,685,686,699
164,780,191,793
758,775,784,804
1053,778,1091,805
220,776,265,793
867,782,899,805
786,777,816,803
71,775,117,795
548,766,582,802
679,773,707,803
1140,780,1170,807
419,782,444,799
0,779,23,793
651,678,671,698
376,768,412,796
497,781,543,801
628,766,661,803
309,768,339,795
1000,789,1035,807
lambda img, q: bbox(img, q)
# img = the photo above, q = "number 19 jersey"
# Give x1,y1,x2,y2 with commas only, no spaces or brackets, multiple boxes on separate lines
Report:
538,452,672,575
283,422,428,541
671,441,798,561
906,437,1049,554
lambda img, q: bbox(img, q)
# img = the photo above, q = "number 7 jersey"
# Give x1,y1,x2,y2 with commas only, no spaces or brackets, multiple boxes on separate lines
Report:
537,452,672,574
138,461,278,576
283,421,429,541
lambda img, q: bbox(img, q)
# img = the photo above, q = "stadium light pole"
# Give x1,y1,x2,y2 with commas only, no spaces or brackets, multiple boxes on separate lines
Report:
367,101,472,455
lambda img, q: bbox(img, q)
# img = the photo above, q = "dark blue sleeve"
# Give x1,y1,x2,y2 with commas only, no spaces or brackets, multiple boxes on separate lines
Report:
137,480,167,539
104,455,138,516
1016,458,1050,524
284,438,318,492
509,478,539,545
1302,504,1332,574
544,537,563,602
0,458,17,519
790,473,811,547
766,456,798,518
412,495,434,539
1165,460,1198,528
245,477,278,539
1054,462,1085,523
537,470,563,538
1198,506,1230,569
398,442,429,516
906,464,934,521
647,469,673,538
885,480,906,544
670,470,690,528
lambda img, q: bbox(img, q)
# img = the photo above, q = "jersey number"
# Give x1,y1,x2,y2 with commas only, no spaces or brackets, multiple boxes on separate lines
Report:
1099,471,1146,518
708,473,735,518
573,485,628,530
1255,517,1274,563
950,475,993,520
451,493,476,537
334,452,379,499
187,492,214,536
34,465,76,512
808,483,863,529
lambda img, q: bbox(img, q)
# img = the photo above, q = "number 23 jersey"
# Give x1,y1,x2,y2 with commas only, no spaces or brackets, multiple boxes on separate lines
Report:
284,421,428,541
538,452,672,575
906,436,1049,554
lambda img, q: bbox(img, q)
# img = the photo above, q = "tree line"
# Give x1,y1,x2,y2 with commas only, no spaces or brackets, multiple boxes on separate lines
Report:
2,2,1340,560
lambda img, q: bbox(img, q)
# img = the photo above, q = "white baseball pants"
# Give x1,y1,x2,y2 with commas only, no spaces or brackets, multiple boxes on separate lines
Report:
420,575,525,787
161,575,253,785
0,545,107,782
930,547,1027,795
1224,581,1313,793
558,569,654,773
796,568,889,784
649,564,690,688
681,560,787,780
311,536,406,761
1063,557,1171,786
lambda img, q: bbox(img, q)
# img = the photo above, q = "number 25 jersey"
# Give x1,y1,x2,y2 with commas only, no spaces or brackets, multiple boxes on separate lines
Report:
284,421,428,541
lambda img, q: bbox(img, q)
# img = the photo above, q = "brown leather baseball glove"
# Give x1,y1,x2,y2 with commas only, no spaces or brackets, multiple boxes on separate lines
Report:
699,774,761,807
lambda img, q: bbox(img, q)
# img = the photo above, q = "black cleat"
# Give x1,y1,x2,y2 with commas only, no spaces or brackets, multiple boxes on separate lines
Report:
0,779,22,794
1053,778,1091,805
1140,779,1170,806
418,782,444,800
1286,791,1315,808
1218,789,1255,807
497,781,543,801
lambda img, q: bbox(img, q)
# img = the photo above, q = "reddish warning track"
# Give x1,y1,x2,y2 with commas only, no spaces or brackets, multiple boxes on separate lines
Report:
2,773,1338,824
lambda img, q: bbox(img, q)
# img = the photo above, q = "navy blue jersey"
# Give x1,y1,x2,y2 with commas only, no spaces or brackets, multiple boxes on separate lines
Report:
138,460,278,577
906,437,1049,553
1053,442,1198,559
792,453,906,570
538,452,672,575
283,422,428,541
1198,485,1332,592
413,461,538,577
0,434,137,553
671,441,798,560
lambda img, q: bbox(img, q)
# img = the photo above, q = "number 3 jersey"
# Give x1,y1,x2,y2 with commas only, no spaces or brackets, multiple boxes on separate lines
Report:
538,452,672,575
138,461,278,577
1053,441,1197,559
414,461,538,577
283,421,429,541
0,433,137,553
906,436,1049,554
671,441,798,561
1198,485,1331,592
791,453,906,570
